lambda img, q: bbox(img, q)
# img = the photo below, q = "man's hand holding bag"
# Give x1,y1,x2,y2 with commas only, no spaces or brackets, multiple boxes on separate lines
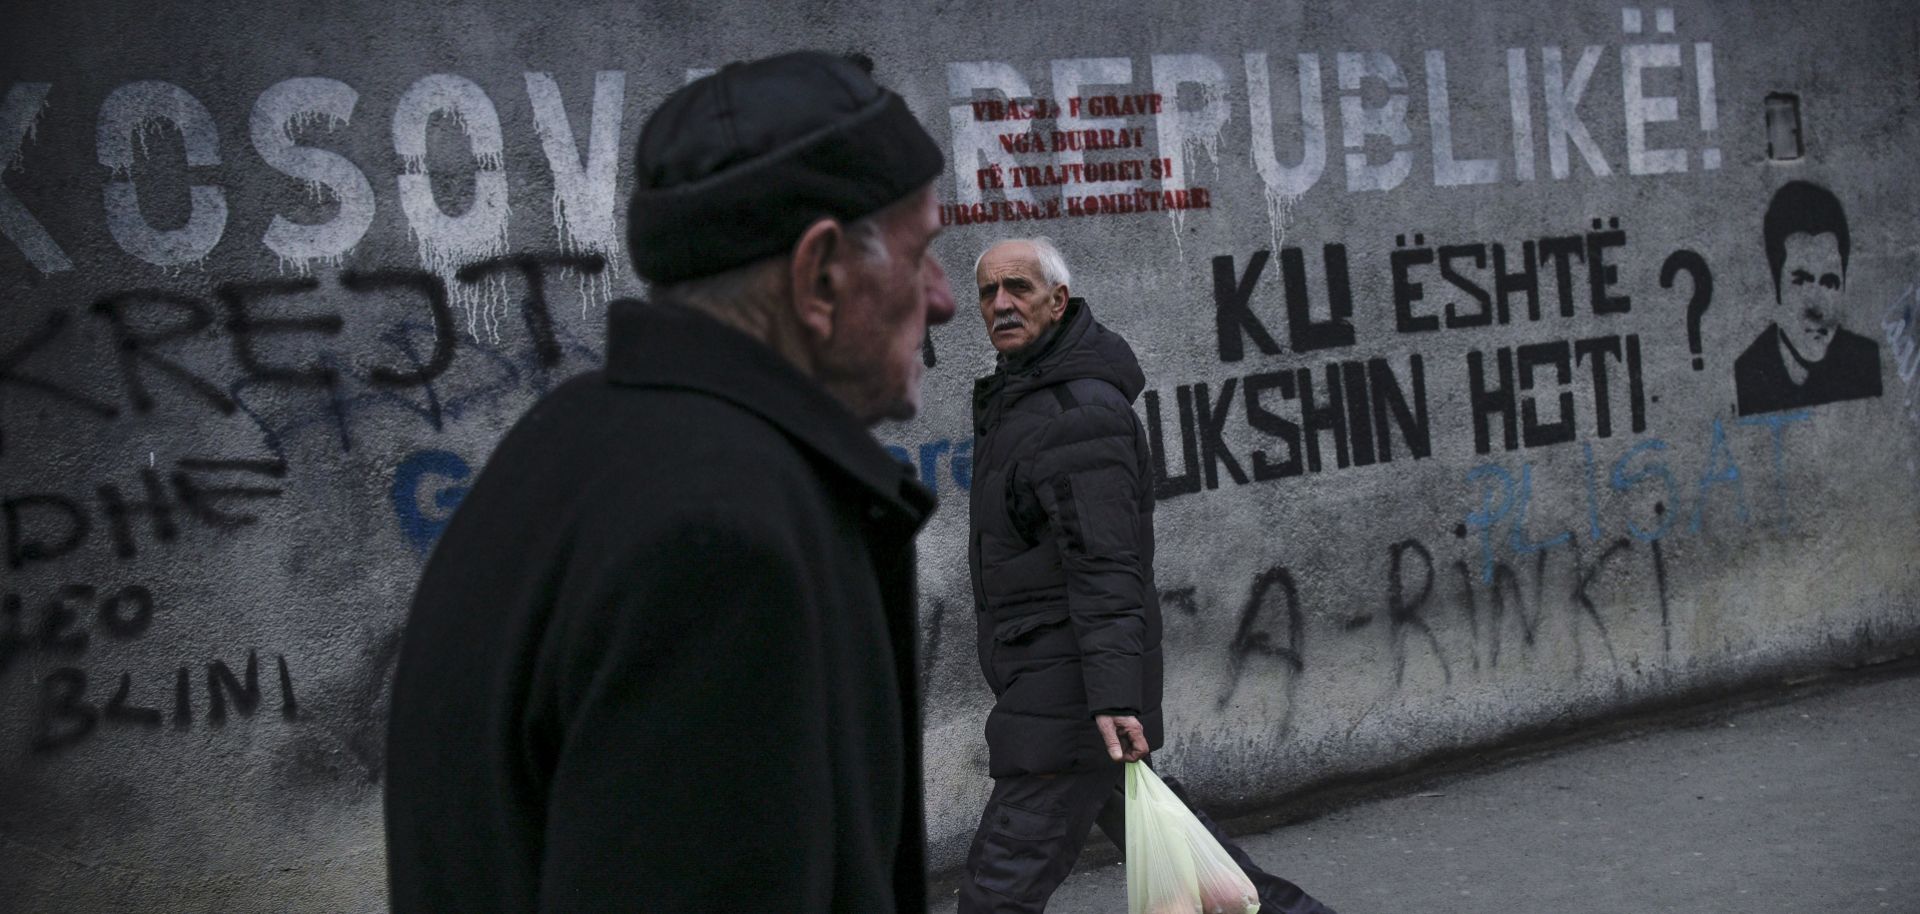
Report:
1124,761,1261,914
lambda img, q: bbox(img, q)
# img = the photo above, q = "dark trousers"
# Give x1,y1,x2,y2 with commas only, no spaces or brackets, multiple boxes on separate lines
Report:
958,762,1336,914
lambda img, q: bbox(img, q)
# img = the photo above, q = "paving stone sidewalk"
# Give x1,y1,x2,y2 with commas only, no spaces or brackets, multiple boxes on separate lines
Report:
933,665,1920,913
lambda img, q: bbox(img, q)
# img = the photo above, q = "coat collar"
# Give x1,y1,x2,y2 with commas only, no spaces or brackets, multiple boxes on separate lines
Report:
996,297,1088,376
972,298,1086,433
603,298,936,530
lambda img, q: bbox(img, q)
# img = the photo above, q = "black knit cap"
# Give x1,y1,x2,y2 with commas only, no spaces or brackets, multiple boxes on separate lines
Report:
627,51,946,284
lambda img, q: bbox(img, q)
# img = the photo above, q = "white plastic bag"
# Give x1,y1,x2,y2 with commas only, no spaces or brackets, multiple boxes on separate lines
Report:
1125,761,1261,914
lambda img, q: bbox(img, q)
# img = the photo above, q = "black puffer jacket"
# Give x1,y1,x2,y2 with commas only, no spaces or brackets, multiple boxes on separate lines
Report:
968,298,1163,777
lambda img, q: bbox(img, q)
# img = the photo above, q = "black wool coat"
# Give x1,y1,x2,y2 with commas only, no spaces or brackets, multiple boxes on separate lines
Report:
968,299,1164,777
386,300,935,913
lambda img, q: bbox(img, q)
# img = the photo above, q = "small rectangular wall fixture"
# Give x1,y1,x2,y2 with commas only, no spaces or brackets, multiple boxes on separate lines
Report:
1766,92,1804,161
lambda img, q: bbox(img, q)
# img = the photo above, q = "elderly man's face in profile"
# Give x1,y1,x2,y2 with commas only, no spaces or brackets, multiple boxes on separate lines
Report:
1778,231,1845,363
828,186,955,424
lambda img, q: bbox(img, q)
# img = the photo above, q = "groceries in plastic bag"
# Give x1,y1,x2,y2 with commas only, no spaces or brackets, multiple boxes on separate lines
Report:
1124,761,1260,914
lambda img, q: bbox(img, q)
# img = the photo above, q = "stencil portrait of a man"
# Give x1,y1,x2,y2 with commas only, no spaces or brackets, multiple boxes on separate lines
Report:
1734,180,1883,416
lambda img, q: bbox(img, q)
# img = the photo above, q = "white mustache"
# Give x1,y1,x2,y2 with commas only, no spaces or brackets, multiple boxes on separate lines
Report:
992,314,1024,331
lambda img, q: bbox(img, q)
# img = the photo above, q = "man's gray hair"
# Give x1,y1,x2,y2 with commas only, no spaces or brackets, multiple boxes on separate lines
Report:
649,215,887,315
976,237,1072,291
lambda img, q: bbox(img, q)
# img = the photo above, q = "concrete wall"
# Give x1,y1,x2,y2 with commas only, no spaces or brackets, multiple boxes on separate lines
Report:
2,0,1917,908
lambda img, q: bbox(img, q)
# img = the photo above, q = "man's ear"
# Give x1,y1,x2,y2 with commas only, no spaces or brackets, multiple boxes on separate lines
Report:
1048,280,1070,320
789,217,846,343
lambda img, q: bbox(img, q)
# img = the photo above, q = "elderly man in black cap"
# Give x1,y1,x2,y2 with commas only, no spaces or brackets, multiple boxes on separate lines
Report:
385,51,954,913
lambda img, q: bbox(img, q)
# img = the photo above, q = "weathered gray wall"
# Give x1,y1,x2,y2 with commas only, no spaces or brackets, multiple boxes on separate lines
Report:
2,0,1917,908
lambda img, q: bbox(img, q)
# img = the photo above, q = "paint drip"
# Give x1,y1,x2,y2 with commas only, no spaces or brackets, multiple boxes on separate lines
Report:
401,104,513,342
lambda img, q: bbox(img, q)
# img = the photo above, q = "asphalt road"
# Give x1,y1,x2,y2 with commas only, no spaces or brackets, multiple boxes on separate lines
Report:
932,664,1920,913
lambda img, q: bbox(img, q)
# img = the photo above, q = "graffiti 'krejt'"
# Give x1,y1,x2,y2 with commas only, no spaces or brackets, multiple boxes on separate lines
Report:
0,253,604,461
1461,411,1813,581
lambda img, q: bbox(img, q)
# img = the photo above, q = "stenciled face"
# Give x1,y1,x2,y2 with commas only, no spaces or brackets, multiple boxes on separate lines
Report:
823,186,955,424
976,242,1068,354
1777,231,1845,363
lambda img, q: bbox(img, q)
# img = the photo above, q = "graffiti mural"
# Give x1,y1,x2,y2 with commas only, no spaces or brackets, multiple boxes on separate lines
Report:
1,2,1918,909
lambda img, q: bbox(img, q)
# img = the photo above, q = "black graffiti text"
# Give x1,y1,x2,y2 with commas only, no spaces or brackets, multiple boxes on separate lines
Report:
0,253,604,458
1391,219,1633,335
28,650,299,754
0,583,155,678
1466,333,1647,454
1146,355,1430,499
2,457,286,570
